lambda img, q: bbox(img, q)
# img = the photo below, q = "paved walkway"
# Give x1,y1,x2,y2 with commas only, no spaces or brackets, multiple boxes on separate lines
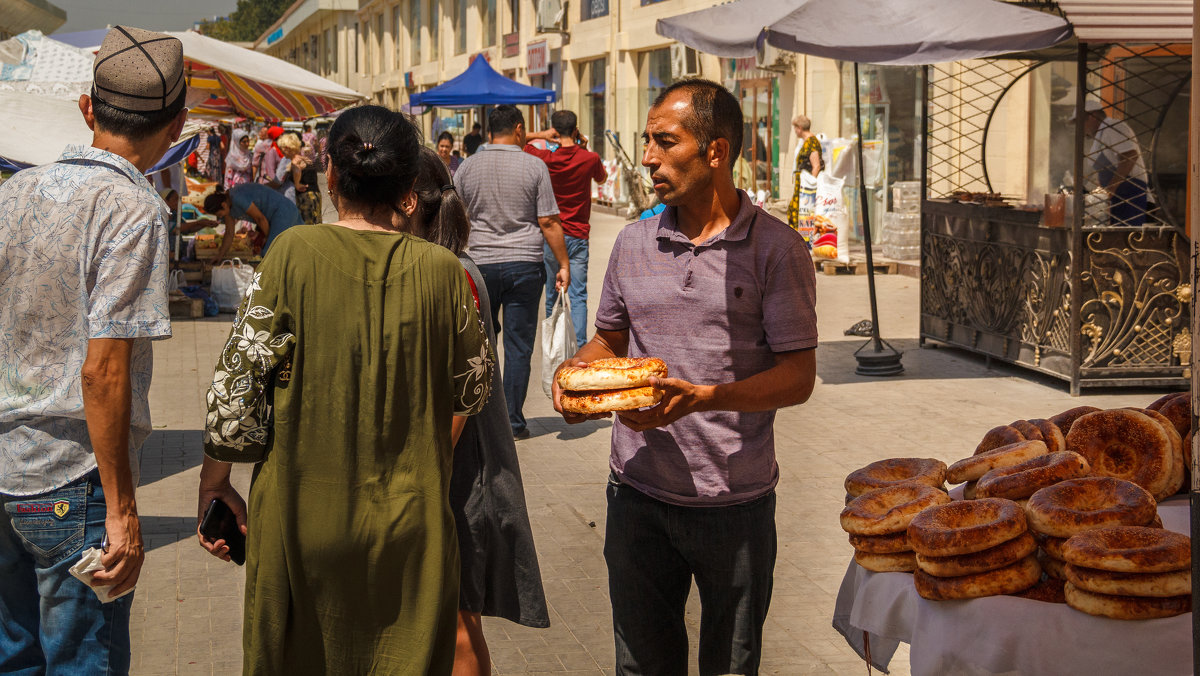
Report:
130,211,1168,674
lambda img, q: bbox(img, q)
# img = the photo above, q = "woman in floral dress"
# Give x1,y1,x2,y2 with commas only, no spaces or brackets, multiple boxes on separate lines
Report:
196,106,494,675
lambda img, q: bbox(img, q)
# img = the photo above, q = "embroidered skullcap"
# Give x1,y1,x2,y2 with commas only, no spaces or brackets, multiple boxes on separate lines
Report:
92,26,185,113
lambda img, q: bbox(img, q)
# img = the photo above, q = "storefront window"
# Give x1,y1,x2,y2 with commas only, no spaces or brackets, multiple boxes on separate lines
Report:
430,0,439,59
407,0,421,64
456,0,468,54
393,6,402,69
840,64,921,225
324,29,334,75
376,15,384,72
736,79,776,197
586,57,606,157
582,0,608,20
639,48,672,135
485,0,497,46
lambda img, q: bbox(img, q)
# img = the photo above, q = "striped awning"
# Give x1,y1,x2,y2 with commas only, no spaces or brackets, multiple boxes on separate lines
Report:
185,63,346,120
170,30,364,121
1054,0,1192,43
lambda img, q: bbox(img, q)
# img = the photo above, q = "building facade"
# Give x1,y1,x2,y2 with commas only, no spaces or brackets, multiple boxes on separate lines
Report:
258,0,937,207
254,0,359,90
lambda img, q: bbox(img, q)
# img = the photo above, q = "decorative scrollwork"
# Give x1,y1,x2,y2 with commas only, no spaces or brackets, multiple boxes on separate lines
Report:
1078,230,1186,368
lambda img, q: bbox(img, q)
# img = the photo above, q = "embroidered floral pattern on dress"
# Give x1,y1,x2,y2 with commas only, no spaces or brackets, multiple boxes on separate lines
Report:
204,272,294,461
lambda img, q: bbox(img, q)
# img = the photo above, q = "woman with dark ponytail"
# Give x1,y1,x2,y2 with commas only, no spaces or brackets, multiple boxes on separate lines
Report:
198,106,494,675
410,147,550,675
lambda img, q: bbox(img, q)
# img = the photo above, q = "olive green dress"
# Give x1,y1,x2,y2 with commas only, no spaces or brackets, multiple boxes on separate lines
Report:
203,224,493,675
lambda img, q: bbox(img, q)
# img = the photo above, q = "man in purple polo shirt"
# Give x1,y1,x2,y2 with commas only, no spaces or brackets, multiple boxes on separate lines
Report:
553,80,817,674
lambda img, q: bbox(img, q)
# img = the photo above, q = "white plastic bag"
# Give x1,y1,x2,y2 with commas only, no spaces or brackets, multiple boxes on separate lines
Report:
541,291,577,398
167,269,186,295
813,172,851,263
211,258,254,312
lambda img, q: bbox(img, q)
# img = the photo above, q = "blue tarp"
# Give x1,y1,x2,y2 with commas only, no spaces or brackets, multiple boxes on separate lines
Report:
409,56,556,108
0,134,201,176
49,29,108,49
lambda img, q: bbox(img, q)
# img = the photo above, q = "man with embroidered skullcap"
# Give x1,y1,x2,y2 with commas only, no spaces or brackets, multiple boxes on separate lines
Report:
0,25,187,674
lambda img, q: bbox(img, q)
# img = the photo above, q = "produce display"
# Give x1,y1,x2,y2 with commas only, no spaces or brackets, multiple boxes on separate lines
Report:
194,233,253,259
556,357,666,414
840,392,1194,620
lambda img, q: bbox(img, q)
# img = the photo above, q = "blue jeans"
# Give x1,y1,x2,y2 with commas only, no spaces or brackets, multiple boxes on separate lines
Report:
604,477,776,676
543,235,589,350
0,469,134,675
478,261,546,435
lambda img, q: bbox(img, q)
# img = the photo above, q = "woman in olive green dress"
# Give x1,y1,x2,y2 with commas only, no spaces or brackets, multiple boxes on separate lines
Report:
196,106,494,675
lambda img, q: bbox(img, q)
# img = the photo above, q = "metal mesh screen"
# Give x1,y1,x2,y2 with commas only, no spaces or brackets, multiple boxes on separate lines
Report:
926,59,1036,198
1080,43,1190,229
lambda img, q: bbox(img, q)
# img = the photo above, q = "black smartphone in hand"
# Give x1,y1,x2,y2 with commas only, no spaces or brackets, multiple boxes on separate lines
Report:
199,499,246,565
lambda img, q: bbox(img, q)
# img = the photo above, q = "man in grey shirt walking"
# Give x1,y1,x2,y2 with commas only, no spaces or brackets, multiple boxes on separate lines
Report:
456,104,570,439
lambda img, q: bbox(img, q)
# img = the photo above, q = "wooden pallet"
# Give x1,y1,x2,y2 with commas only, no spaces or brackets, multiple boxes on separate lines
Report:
818,259,898,276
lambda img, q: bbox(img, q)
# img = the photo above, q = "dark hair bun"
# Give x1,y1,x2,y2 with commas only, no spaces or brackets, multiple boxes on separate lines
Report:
327,106,422,207
347,141,395,177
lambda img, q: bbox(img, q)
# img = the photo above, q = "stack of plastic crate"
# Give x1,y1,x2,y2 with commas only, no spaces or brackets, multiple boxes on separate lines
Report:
882,181,921,260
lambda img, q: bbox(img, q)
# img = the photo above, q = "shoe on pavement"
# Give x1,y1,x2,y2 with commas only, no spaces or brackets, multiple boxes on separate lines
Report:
513,428,531,440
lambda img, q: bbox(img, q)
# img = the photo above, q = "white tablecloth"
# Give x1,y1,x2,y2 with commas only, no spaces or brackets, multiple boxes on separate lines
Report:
832,497,1193,675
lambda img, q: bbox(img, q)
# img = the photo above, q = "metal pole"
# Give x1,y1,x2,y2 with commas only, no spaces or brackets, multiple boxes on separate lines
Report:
854,62,883,351
1189,0,1199,667
1069,44,1086,397
851,62,902,376
175,161,183,261
919,65,929,348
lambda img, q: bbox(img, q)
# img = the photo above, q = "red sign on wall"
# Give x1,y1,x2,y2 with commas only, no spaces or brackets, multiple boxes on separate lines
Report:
503,32,520,58
527,40,549,76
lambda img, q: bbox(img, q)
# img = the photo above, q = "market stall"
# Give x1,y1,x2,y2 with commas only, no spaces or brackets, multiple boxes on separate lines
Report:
919,39,1193,395
834,492,1192,675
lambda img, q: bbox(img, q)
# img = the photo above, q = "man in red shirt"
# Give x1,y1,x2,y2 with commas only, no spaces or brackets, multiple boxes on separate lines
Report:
526,110,608,348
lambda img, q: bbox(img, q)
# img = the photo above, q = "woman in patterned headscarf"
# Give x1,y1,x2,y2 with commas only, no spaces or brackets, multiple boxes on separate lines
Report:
224,129,254,188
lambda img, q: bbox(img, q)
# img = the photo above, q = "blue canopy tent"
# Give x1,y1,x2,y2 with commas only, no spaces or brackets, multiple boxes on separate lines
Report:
409,56,556,108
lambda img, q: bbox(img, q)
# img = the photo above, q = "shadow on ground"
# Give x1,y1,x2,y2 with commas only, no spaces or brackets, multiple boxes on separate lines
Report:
139,430,206,485
140,515,200,552
525,415,613,441
818,338,1058,387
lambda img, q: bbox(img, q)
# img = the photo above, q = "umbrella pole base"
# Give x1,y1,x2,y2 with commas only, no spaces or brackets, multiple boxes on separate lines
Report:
854,338,905,377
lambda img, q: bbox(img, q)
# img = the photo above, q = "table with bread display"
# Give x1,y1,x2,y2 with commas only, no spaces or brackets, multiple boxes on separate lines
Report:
832,393,1194,675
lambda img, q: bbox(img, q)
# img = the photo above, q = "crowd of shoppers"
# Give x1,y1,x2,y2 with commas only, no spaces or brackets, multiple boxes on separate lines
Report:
0,24,817,675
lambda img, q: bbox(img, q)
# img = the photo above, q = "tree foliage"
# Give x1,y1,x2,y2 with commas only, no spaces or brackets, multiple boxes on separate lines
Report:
196,0,294,43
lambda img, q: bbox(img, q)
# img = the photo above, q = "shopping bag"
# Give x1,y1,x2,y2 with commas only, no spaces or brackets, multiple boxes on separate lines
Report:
541,291,577,398
814,172,851,263
211,258,254,312
167,270,186,295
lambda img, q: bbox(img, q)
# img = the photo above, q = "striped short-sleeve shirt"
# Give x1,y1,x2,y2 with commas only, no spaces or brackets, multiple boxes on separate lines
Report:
455,144,559,266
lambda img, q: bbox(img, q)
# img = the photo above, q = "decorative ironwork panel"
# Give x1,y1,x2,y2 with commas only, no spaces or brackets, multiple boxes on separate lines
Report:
1079,229,1188,369
921,206,1072,372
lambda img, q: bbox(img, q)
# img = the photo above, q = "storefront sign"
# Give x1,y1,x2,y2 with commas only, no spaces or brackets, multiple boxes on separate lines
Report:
503,32,520,58
527,41,549,76
266,27,284,46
